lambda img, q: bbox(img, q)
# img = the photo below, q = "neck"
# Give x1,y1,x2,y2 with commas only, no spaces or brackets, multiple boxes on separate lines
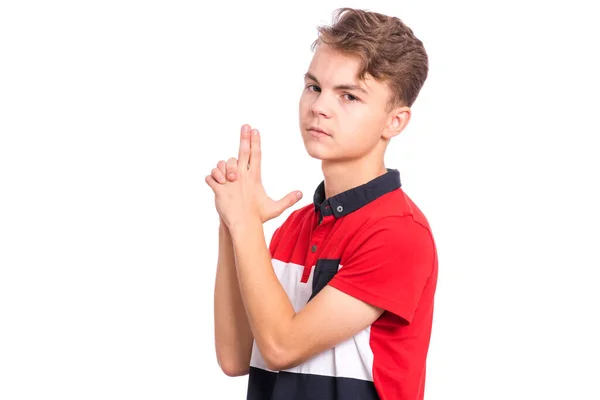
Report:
321,153,388,199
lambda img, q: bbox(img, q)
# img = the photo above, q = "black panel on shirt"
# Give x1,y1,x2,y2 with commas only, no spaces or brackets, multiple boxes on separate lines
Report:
308,258,340,302
247,367,380,400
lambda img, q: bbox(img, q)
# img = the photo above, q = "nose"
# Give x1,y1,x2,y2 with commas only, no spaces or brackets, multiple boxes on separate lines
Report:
310,92,331,118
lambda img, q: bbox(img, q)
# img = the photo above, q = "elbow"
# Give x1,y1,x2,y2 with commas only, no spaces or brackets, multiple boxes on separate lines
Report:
214,341,251,377
216,352,249,377
218,359,249,377
221,366,249,377
262,343,298,372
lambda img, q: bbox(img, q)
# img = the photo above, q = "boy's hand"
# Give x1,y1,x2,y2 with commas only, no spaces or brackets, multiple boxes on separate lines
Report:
206,124,303,226
210,160,231,227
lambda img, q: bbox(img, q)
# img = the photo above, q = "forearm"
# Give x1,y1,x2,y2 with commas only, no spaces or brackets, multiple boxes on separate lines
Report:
213,221,254,376
230,218,296,369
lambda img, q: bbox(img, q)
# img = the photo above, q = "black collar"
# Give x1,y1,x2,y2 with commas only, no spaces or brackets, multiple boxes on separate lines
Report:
313,168,401,219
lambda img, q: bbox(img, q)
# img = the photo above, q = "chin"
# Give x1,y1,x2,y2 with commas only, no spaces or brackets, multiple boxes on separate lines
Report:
303,145,323,160
300,136,324,159
304,144,338,161
301,128,343,161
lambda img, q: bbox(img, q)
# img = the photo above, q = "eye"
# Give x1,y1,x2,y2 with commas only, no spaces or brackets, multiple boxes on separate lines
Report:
343,93,359,102
306,84,321,92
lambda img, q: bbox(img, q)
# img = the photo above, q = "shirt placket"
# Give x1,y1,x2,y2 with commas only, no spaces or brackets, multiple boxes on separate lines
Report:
301,207,334,283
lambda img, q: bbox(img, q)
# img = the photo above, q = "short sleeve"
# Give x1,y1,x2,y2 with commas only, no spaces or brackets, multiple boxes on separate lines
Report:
327,216,435,324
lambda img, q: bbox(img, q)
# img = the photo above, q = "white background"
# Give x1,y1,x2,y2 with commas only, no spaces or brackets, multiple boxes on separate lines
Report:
1,0,599,399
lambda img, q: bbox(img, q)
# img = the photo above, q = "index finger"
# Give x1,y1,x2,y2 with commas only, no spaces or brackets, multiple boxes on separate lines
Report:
249,128,261,176
238,124,251,170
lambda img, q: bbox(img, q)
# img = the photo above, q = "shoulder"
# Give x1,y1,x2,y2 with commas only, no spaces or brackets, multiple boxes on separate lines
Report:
376,188,432,229
347,188,434,243
344,214,434,258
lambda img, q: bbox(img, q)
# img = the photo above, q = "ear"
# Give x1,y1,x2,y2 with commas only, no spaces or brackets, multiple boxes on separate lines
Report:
383,106,411,140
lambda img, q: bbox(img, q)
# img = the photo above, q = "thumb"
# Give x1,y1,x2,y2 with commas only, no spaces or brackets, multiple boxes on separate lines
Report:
274,191,303,215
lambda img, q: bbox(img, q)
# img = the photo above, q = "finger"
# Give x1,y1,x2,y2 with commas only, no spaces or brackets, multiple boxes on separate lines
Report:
226,157,238,181
218,159,235,182
211,168,226,184
249,129,261,176
274,191,303,216
204,175,219,192
238,125,251,172
217,160,226,176
237,124,251,160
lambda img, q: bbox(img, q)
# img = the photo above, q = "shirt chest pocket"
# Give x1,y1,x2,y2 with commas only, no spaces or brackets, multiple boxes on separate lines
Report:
308,258,340,302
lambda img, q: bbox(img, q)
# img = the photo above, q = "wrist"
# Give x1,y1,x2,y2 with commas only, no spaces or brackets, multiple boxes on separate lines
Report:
219,218,230,235
228,216,263,239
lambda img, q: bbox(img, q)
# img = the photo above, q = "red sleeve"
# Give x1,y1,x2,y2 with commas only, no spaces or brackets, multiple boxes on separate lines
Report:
327,216,435,324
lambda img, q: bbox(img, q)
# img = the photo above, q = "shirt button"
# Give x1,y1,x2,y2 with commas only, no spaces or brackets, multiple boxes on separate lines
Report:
311,244,317,253
337,205,344,212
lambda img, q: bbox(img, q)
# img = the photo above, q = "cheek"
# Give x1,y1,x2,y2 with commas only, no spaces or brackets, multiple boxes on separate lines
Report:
340,111,370,137
338,117,378,151
336,129,363,153
298,94,310,112
349,108,383,134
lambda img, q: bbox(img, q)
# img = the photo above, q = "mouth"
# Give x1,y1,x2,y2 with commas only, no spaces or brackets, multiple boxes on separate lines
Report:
308,126,330,136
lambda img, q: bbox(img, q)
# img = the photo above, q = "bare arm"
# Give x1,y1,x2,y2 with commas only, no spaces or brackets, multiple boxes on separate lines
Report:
213,218,253,376
208,124,302,376
229,218,384,371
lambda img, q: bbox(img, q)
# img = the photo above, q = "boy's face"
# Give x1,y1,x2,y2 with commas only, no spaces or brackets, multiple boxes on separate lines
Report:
299,44,400,163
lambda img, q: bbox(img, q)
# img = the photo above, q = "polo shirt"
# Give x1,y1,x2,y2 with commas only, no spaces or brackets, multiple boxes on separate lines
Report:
247,168,438,400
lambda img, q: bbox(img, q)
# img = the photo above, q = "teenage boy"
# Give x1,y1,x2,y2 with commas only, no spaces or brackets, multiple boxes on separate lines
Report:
205,8,438,400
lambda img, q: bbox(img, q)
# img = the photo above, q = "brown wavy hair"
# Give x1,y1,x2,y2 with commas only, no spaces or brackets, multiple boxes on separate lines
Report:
311,8,428,110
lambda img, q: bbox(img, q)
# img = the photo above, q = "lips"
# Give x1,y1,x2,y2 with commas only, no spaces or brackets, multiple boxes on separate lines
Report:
308,126,330,136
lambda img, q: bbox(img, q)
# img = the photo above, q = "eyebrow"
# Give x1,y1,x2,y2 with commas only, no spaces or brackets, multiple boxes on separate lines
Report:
304,72,369,95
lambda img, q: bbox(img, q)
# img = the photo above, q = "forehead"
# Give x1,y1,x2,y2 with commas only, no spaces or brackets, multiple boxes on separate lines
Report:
307,44,362,81
306,44,387,96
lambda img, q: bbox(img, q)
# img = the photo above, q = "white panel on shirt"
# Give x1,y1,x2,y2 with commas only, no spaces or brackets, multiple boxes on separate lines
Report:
249,259,375,382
